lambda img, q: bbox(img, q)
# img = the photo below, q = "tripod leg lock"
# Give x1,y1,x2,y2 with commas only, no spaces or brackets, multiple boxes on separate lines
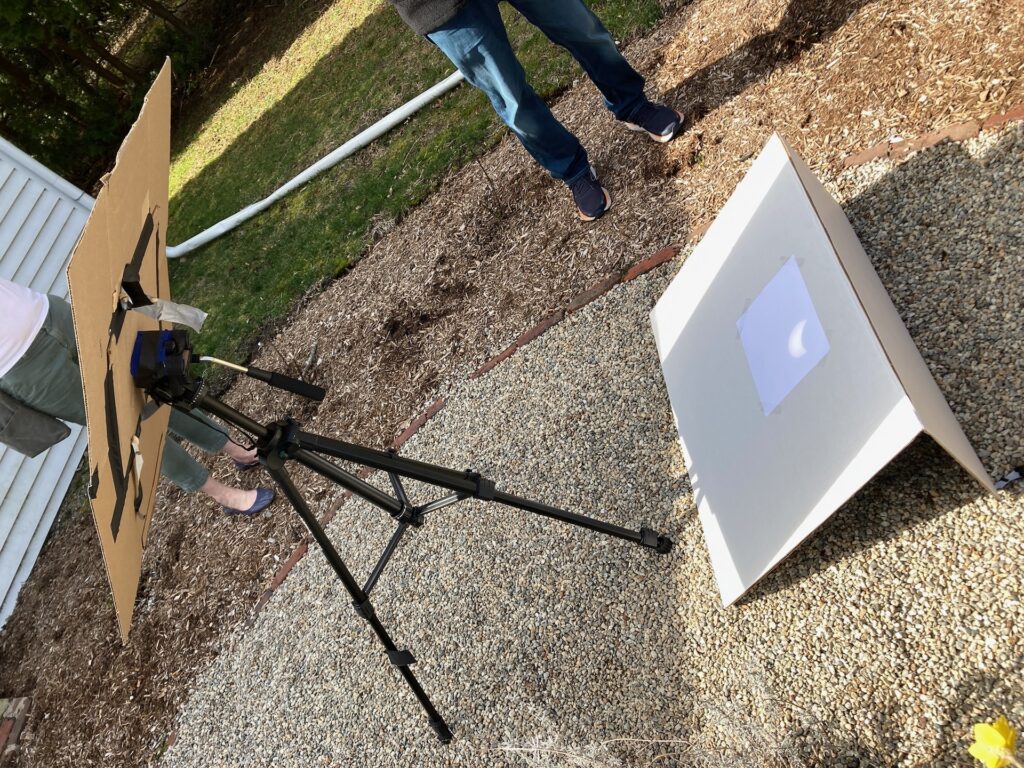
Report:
352,597,376,621
387,649,417,667
464,470,496,500
639,527,674,555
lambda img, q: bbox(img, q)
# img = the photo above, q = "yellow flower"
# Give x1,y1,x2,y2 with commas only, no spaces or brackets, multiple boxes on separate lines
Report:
969,717,1020,768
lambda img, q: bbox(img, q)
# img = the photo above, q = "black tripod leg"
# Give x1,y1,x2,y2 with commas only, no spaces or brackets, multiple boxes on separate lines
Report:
492,490,673,554
292,432,673,554
263,458,453,743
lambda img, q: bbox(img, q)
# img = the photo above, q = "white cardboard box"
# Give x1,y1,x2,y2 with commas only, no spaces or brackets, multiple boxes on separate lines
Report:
650,134,993,606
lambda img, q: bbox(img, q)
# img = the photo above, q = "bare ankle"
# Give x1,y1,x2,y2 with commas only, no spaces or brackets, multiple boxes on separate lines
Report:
199,477,256,510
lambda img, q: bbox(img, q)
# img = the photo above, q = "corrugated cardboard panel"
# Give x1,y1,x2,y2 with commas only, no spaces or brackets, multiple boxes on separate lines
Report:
67,60,173,642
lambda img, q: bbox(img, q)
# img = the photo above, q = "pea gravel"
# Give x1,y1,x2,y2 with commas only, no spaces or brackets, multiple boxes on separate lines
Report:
161,124,1024,767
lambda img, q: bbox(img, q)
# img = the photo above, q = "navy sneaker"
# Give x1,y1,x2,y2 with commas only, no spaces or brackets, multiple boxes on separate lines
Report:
569,165,611,222
224,487,276,517
624,101,684,143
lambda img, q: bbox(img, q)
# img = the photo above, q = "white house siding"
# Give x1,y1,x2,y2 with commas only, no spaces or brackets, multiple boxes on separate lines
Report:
0,137,93,626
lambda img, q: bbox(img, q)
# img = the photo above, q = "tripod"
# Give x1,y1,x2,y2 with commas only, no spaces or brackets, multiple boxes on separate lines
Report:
142,337,673,742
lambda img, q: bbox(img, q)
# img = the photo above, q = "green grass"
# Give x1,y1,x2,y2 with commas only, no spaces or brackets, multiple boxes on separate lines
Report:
167,0,665,375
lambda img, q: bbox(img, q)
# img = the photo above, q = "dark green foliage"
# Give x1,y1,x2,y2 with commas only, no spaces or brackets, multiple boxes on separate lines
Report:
0,0,228,188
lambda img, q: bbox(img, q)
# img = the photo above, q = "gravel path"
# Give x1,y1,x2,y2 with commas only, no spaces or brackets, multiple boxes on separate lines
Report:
162,124,1024,767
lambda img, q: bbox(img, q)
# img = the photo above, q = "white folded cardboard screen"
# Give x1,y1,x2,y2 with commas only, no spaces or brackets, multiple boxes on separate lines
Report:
650,133,994,606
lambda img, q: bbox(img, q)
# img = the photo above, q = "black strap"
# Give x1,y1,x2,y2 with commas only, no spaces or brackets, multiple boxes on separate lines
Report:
464,470,495,500
110,213,155,341
105,366,128,540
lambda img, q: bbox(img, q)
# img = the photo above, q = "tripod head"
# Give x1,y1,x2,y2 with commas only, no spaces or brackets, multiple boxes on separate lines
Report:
130,329,195,405
130,330,326,407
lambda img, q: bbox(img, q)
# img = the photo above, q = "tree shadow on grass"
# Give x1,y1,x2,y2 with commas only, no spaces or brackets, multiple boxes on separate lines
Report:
169,5,454,237
172,0,365,143
166,5,467,365
164,0,667,367
168,0,666,239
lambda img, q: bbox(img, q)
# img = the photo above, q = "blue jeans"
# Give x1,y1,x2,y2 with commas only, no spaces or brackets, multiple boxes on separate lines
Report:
428,0,647,183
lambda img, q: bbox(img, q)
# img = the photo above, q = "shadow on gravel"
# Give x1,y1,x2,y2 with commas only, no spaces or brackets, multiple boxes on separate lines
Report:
747,435,978,604
928,655,1024,765
785,718,892,767
666,0,881,122
843,130,1024,478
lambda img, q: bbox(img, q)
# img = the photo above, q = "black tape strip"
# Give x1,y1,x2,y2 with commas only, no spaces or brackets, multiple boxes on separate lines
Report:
154,226,162,297
121,263,152,308
387,649,416,667
110,213,155,341
105,367,128,541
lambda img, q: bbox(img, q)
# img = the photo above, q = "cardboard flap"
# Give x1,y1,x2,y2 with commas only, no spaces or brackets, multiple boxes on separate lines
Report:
779,134,995,492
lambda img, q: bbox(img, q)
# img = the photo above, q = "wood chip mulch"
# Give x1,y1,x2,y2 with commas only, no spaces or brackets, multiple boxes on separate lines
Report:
0,0,1020,764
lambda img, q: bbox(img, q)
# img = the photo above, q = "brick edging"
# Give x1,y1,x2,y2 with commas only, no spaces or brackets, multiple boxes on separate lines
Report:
470,241,690,379
842,103,1024,168
0,697,31,763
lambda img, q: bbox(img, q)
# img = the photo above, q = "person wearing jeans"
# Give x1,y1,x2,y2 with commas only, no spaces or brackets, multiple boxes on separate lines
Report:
0,279,274,516
389,0,684,220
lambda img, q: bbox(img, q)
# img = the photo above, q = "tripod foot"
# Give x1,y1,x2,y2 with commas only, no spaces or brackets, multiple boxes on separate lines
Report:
430,716,454,744
639,527,674,555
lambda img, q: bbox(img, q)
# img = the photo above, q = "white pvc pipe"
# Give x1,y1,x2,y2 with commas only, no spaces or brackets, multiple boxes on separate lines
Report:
167,70,465,258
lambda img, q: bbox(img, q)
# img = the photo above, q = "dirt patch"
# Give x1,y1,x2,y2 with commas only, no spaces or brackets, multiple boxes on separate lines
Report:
1,0,1021,765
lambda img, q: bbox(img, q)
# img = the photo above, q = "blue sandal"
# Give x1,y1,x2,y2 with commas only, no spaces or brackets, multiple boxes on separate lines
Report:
224,487,276,517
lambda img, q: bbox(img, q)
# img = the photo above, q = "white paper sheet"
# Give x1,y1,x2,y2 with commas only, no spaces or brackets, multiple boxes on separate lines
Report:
737,256,830,414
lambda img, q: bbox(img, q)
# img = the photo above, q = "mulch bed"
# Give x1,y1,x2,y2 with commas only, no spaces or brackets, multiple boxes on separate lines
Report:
1,0,1021,764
